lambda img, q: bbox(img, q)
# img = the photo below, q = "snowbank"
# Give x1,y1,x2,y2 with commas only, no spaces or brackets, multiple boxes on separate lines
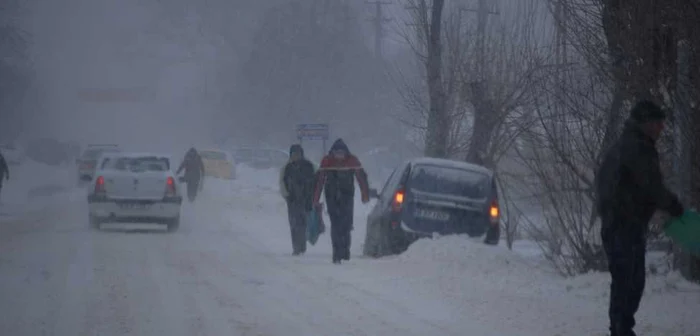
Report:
1,160,81,219
208,163,699,335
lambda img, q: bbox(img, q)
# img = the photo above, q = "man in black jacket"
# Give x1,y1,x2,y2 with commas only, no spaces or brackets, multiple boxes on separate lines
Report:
280,144,316,255
0,152,8,202
595,100,684,336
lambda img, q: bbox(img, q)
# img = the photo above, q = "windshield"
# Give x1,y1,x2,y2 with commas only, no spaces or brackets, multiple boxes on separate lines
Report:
408,164,490,199
201,151,227,161
102,156,170,172
84,148,120,160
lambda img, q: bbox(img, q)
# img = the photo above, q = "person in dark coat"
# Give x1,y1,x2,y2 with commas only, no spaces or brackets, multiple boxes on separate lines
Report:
176,147,205,201
595,100,684,336
0,152,8,202
280,144,316,255
313,139,370,264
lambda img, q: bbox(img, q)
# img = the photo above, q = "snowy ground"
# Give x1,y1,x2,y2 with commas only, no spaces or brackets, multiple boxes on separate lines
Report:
0,162,697,335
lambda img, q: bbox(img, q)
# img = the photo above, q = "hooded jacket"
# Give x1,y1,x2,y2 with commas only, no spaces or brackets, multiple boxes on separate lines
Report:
279,145,316,209
313,139,369,205
177,148,205,179
595,119,683,239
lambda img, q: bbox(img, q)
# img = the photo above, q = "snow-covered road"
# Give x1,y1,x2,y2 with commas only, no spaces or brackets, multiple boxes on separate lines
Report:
0,164,697,335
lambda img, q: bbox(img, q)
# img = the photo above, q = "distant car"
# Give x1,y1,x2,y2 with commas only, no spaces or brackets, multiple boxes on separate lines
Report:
363,157,500,257
87,152,182,231
199,149,236,180
76,144,122,182
0,143,24,165
232,147,288,170
25,138,73,166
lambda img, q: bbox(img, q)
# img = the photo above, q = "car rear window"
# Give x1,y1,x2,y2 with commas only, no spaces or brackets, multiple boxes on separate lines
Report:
201,151,227,161
408,164,490,199
102,156,170,172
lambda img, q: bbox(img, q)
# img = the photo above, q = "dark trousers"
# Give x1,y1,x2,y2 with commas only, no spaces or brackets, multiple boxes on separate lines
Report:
602,227,646,336
327,200,353,262
287,203,307,254
186,174,201,202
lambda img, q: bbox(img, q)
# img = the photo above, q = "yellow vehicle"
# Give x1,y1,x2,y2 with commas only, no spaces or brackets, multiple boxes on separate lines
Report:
199,149,236,180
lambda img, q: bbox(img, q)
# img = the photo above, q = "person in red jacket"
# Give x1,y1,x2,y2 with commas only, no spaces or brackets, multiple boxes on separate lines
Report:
313,139,370,264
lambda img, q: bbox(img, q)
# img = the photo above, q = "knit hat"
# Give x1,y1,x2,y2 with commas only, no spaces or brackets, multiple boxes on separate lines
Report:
630,100,666,123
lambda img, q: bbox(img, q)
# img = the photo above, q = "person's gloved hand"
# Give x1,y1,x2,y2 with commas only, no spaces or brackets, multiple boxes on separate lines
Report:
361,194,369,204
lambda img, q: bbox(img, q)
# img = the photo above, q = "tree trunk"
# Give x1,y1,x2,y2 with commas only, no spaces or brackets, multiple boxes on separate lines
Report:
424,0,448,158
465,82,496,167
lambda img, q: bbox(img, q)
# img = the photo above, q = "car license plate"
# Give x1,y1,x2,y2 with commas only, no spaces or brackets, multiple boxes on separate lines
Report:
119,203,150,210
414,209,450,221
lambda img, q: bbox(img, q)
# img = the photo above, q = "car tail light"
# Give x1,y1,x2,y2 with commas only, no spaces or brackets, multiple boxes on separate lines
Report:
489,200,499,225
94,176,106,195
165,177,176,196
391,188,405,213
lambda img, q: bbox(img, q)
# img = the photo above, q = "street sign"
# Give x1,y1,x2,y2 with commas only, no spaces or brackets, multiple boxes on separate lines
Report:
297,123,329,140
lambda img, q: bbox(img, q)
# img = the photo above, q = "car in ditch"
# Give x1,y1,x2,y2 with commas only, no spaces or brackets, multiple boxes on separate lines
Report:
87,152,182,231
76,144,122,183
363,157,500,257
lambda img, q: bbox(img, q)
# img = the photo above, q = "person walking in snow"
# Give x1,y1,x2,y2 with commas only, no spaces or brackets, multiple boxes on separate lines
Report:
0,152,8,202
279,144,316,255
176,147,205,202
595,100,684,336
313,139,370,264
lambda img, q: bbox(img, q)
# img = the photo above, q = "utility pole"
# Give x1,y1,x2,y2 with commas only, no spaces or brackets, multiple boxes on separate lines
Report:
461,0,499,80
673,39,697,280
366,1,392,60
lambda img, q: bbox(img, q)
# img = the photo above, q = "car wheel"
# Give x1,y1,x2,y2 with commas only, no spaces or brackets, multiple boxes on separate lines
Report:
167,217,180,232
388,227,410,255
89,214,101,230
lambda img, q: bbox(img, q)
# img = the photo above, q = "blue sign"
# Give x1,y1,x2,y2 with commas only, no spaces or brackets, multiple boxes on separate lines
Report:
297,123,329,140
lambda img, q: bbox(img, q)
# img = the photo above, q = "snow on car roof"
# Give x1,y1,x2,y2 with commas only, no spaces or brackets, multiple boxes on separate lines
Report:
99,152,172,160
409,157,493,176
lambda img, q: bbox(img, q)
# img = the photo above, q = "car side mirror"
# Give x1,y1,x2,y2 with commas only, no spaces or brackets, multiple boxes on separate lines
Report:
178,176,187,183
369,188,379,199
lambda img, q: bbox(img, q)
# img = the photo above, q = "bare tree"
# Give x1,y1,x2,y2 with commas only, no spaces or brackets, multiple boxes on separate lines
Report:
400,0,449,158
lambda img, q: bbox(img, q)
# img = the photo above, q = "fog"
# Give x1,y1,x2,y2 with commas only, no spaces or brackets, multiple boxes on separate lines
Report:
9,0,407,155
3,0,554,157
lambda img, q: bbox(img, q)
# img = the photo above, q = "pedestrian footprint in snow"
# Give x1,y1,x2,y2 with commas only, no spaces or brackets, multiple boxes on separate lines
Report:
595,100,685,336
280,144,316,256
313,139,370,264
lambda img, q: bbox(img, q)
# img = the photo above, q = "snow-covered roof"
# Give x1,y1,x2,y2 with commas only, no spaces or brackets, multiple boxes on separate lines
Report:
409,157,493,177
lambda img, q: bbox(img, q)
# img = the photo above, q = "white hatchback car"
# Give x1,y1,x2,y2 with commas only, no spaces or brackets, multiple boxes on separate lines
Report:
87,153,182,231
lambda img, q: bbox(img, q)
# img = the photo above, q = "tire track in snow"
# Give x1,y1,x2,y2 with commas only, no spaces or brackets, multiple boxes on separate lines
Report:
190,200,447,336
